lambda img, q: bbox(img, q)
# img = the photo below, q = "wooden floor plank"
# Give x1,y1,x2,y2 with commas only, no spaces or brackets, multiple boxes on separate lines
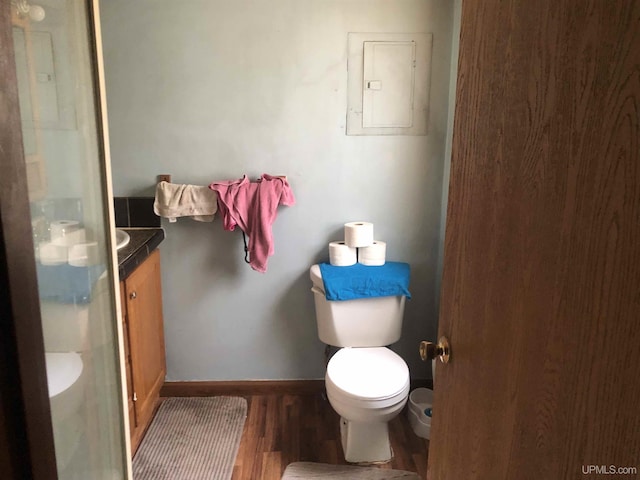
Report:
261,451,282,479
232,393,428,479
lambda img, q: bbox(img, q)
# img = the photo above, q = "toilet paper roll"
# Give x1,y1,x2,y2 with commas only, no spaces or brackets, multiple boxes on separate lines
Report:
68,241,100,267
52,228,86,247
344,221,374,248
358,240,386,266
51,220,80,240
39,242,68,265
329,241,357,266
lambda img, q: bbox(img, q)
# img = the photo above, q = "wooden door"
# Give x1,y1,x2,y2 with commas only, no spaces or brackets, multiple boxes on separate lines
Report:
429,1,640,479
125,249,166,438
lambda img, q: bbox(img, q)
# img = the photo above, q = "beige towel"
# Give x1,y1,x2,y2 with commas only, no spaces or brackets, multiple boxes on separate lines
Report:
153,181,218,222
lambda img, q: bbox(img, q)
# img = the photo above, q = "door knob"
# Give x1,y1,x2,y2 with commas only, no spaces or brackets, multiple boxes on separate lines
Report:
130,291,137,300
420,336,450,364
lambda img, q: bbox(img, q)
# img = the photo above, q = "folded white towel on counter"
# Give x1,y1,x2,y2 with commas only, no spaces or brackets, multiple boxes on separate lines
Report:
154,181,218,222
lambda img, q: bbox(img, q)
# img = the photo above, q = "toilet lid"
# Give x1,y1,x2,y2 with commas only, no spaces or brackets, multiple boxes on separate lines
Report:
309,264,324,291
326,347,409,401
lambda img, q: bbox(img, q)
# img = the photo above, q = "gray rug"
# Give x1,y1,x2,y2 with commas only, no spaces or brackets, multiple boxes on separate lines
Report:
133,397,247,480
282,462,421,479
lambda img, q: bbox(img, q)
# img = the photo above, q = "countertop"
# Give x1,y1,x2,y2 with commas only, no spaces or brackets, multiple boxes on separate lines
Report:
117,227,165,280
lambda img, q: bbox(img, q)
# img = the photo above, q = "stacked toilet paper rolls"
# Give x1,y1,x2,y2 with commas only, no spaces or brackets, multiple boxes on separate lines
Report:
39,220,99,266
327,221,387,266
39,219,77,264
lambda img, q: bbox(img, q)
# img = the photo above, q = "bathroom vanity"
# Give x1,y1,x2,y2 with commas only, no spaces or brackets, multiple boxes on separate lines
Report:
117,228,166,454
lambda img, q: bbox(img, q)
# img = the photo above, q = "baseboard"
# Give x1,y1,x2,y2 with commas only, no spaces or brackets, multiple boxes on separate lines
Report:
161,378,433,397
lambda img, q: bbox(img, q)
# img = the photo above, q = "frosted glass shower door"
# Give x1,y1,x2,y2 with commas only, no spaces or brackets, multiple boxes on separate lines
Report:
10,0,127,478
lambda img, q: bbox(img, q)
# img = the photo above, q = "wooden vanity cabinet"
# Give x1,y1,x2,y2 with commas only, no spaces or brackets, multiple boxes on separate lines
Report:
119,248,166,454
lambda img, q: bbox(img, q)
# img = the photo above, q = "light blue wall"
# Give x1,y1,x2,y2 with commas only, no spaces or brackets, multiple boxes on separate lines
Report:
100,0,456,381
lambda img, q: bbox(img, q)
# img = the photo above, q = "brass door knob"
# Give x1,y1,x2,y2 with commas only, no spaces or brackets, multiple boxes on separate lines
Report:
419,336,450,364
130,291,137,300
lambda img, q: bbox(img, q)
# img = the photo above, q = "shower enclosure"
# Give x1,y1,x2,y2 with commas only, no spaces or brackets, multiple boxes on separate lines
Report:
2,0,129,478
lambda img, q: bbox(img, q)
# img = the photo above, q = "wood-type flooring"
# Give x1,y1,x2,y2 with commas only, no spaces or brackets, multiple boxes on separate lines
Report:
231,393,428,480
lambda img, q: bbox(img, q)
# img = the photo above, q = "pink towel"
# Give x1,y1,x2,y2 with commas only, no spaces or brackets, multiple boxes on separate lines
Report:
209,174,295,272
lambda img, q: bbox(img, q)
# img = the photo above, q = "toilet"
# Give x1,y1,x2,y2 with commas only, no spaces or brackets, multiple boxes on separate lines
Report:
310,264,410,463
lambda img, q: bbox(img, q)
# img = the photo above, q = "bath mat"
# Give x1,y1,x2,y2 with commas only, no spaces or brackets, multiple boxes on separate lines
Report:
281,462,421,479
133,396,247,480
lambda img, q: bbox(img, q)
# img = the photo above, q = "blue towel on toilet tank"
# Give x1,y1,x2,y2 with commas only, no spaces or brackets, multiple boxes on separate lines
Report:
36,263,106,304
319,262,411,301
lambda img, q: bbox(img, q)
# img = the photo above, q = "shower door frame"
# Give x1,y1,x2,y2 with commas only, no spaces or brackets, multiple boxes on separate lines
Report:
0,0,130,477
0,1,57,477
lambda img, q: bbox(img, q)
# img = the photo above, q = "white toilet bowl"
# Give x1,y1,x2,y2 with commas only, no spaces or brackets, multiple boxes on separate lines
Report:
310,263,411,463
325,346,410,463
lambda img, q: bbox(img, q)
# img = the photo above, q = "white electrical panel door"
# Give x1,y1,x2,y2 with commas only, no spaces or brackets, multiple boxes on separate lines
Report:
32,31,60,125
347,33,431,136
362,41,416,128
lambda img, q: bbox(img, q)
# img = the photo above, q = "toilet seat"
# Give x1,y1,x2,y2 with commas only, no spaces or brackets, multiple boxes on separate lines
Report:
326,347,410,409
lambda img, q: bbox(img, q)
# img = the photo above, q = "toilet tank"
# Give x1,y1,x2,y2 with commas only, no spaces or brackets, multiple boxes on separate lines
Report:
310,265,406,347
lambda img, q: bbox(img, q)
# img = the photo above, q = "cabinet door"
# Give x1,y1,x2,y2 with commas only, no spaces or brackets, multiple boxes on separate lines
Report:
125,249,166,434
